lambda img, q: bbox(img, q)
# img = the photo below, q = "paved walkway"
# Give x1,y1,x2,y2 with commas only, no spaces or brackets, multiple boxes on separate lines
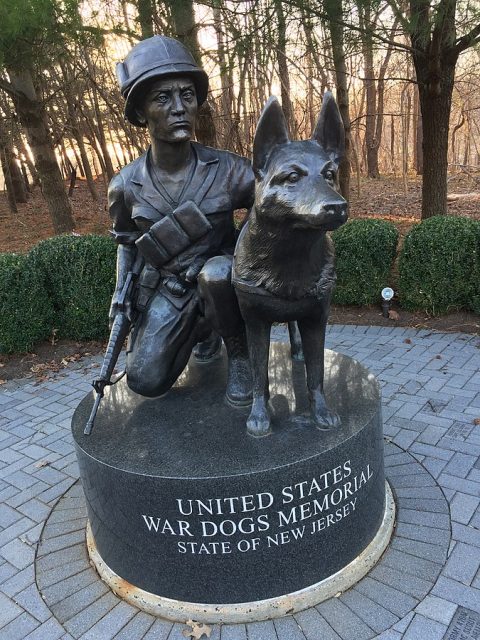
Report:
0,325,479,639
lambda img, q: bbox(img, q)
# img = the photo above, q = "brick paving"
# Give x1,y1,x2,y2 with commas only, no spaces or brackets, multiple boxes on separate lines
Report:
35,443,446,639
0,325,479,639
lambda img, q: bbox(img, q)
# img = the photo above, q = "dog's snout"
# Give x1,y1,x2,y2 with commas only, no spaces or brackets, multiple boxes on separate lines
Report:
319,199,348,230
325,201,348,220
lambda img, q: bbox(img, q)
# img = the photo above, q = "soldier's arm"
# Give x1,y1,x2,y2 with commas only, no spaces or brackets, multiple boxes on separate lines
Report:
231,155,255,211
108,173,140,324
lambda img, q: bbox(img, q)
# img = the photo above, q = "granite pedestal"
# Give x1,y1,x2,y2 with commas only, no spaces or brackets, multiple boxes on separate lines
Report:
72,344,392,622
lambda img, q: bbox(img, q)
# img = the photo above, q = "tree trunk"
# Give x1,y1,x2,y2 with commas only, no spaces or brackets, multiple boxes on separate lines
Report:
302,15,329,97
0,95,38,187
451,112,465,167
7,69,74,233
9,153,28,202
416,63,456,218
273,0,294,135
463,111,471,166
20,161,31,192
58,137,71,180
390,114,395,173
324,0,351,199
84,51,115,181
360,3,379,178
413,85,423,174
1,147,18,213
62,72,99,199
0,119,28,203
196,101,217,148
15,133,39,186
137,0,154,39
212,1,234,138
165,0,217,147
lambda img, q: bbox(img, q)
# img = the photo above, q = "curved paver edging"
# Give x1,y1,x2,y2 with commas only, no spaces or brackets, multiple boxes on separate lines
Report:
35,442,451,639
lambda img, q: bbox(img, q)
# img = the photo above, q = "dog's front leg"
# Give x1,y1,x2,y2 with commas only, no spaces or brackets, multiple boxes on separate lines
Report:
297,315,340,429
244,319,272,437
288,321,304,361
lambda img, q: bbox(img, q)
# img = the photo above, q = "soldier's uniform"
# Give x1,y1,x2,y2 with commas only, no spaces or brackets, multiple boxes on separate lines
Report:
109,142,254,398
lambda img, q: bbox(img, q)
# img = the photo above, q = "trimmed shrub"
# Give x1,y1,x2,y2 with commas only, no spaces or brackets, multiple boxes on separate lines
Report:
0,253,54,353
399,216,480,315
332,219,399,305
27,235,117,340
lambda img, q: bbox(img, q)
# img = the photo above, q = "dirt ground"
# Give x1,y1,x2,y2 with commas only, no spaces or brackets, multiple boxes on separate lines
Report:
0,172,479,382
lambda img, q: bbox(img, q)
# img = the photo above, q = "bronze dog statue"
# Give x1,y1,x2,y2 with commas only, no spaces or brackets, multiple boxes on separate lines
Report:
233,93,348,436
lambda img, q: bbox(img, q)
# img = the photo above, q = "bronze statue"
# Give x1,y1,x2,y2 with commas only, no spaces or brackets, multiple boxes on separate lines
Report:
87,36,347,439
107,36,253,406
233,94,348,436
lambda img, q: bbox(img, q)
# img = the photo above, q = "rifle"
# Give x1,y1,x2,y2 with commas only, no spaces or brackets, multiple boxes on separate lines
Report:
84,253,144,435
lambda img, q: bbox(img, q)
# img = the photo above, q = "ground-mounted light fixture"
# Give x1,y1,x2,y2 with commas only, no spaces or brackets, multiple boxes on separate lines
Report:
381,287,394,318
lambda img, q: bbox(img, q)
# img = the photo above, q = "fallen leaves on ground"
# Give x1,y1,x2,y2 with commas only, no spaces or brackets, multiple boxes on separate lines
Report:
35,460,50,468
29,352,84,382
474,418,480,426
183,620,212,639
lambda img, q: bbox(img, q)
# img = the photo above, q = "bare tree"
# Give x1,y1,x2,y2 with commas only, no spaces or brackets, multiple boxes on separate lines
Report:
0,70,75,233
389,0,480,217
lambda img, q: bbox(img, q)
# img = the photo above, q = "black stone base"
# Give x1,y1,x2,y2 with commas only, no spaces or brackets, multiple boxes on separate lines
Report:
72,345,385,604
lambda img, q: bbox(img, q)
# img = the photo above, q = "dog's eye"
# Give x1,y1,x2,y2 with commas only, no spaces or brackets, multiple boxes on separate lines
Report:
286,172,300,183
324,170,335,182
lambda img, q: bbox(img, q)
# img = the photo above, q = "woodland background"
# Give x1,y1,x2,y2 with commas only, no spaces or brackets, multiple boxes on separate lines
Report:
0,0,479,246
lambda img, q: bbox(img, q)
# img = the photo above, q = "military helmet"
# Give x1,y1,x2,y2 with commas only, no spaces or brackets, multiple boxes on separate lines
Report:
116,35,209,127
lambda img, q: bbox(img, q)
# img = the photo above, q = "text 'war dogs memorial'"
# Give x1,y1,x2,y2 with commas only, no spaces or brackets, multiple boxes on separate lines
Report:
142,460,373,555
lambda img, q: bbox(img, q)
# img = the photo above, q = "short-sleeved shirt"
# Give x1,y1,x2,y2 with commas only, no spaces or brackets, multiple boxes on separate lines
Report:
108,142,254,276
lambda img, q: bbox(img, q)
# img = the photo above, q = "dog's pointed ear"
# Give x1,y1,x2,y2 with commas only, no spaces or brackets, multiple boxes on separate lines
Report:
253,96,289,177
312,91,345,162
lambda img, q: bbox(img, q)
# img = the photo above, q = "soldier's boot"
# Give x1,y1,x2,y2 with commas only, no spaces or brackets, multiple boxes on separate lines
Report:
197,255,252,405
224,332,253,407
193,331,222,363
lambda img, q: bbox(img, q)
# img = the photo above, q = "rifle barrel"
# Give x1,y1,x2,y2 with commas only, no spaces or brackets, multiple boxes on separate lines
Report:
82,255,144,437
84,392,103,436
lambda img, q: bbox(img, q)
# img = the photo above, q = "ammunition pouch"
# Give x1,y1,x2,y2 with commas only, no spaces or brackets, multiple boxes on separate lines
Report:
135,200,212,270
136,267,161,311
136,267,196,311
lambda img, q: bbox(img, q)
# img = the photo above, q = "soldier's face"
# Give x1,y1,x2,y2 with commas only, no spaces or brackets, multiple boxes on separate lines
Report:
138,76,198,143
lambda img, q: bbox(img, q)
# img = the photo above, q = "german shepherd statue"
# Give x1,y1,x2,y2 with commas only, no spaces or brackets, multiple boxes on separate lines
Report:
232,92,348,437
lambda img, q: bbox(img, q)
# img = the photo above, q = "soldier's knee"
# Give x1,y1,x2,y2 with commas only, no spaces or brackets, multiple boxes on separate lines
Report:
126,360,173,398
198,255,233,288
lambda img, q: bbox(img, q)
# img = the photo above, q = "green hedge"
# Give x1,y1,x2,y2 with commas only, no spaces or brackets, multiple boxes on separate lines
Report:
0,253,54,354
399,216,480,315
3,216,478,354
27,235,117,341
332,219,399,305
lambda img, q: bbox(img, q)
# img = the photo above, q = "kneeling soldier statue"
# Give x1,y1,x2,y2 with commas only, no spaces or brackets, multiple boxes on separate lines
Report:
99,36,254,418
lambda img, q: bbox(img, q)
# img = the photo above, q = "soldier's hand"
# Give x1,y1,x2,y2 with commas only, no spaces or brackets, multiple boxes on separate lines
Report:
108,293,132,329
185,257,206,283
108,295,120,330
